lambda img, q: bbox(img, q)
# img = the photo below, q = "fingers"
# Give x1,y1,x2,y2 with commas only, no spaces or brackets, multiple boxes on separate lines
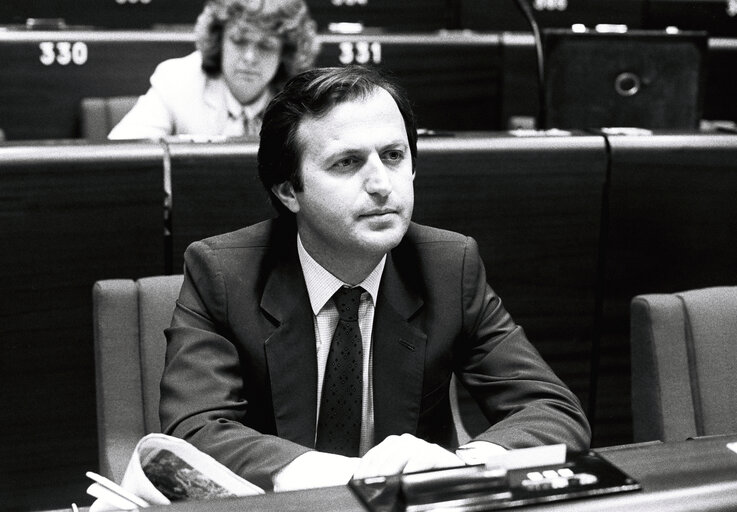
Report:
352,434,463,480
402,442,462,474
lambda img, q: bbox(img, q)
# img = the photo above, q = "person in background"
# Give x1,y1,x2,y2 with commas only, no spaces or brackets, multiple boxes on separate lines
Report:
108,0,319,140
159,65,591,492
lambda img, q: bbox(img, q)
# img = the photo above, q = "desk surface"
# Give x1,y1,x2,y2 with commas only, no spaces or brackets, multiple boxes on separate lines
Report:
146,435,737,512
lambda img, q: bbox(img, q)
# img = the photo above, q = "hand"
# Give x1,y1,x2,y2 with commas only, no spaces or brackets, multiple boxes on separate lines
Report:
352,433,463,479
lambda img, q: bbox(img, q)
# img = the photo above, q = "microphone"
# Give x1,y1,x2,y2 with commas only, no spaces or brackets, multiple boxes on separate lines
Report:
512,0,546,129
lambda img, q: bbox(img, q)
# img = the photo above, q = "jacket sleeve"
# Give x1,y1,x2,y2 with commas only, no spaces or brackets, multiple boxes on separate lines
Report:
159,241,311,491
456,237,591,452
108,61,176,140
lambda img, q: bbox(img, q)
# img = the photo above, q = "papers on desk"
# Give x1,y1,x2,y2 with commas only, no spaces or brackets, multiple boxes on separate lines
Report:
88,433,263,511
484,443,567,470
727,442,737,455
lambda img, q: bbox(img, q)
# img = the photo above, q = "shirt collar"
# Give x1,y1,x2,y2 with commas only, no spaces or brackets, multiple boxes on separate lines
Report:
297,234,385,315
225,85,272,121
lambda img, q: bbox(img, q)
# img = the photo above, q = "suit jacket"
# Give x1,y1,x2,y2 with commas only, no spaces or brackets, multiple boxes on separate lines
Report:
108,52,265,140
160,218,590,490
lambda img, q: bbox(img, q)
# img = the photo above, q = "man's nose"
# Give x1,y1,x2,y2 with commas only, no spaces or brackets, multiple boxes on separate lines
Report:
365,154,392,197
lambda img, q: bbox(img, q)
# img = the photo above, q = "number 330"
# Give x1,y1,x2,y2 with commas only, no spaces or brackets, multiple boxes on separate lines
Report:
39,41,89,66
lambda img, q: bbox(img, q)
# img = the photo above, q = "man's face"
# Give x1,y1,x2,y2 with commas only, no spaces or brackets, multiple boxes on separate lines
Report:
279,87,415,264
221,24,282,104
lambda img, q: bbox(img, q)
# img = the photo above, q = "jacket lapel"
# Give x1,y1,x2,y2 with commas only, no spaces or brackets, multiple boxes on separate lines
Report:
203,76,230,133
372,251,427,443
258,224,428,448
261,239,319,448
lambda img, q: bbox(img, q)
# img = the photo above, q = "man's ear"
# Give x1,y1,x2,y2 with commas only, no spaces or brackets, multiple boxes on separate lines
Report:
271,181,300,213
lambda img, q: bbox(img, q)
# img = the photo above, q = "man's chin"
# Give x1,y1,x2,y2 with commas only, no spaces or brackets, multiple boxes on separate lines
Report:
358,224,408,253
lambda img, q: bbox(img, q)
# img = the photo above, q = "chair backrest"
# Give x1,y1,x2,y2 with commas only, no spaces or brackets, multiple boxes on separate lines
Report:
630,286,737,442
80,96,138,141
92,275,183,482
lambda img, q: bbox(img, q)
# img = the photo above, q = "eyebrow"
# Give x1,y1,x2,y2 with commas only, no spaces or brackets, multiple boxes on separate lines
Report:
320,140,409,164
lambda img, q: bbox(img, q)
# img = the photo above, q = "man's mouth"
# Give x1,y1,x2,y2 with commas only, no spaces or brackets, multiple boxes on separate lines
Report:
362,209,396,217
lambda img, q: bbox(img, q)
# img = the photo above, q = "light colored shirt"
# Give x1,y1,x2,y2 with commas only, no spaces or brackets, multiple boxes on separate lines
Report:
223,85,271,138
297,235,385,456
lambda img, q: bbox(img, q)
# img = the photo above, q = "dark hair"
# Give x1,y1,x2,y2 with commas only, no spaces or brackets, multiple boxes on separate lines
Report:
258,65,418,216
194,0,319,88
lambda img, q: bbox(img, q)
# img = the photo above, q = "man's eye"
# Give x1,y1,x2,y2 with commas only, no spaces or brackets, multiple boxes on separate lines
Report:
383,150,404,162
259,39,280,51
334,157,359,169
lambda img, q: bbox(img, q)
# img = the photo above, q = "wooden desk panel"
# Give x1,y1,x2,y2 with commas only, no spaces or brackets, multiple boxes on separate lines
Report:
314,33,503,132
645,0,737,37
0,30,504,141
0,0,454,32
704,38,737,124
0,31,195,141
597,133,737,449
460,0,645,32
167,141,275,274
147,435,737,512
500,34,737,131
0,141,166,511
305,0,454,32
0,0,201,29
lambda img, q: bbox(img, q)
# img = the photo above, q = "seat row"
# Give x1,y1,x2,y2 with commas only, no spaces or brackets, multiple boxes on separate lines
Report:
1,0,736,35
2,131,737,510
1,28,736,141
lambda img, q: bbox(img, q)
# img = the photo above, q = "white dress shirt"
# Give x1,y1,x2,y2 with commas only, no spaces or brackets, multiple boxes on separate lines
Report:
297,235,385,456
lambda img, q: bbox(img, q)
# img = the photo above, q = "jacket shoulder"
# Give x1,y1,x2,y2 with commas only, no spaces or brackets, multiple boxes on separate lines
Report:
405,222,469,245
192,219,279,252
150,51,206,90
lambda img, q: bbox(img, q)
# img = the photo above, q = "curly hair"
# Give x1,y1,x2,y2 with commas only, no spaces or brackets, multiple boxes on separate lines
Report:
194,0,319,88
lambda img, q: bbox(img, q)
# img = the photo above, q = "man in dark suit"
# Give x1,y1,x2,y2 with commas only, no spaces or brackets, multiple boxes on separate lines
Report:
159,65,590,492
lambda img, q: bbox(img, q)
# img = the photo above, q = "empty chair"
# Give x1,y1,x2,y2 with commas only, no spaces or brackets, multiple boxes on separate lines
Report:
80,96,138,141
630,286,737,442
92,275,183,482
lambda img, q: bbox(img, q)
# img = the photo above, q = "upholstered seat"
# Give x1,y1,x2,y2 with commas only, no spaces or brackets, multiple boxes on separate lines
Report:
92,275,183,482
630,287,737,442
80,96,138,141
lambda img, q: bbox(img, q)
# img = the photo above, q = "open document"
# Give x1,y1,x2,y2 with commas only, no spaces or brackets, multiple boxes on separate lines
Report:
88,433,263,511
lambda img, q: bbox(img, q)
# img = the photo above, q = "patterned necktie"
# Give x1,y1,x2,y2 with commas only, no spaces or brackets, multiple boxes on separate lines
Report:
316,286,364,456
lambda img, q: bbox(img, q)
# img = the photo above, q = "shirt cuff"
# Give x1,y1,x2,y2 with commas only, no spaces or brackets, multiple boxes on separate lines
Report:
273,451,361,492
455,441,507,465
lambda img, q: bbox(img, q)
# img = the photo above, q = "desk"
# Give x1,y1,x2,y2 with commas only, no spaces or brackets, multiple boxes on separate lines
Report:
0,0,453,32
0,30,194,140
646,0,737,37
0,30,503,141
460,0,645,32
144,435,737,511
0,140,166,511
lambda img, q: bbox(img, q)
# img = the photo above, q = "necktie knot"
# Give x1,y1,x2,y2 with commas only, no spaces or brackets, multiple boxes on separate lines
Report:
333,286,363,322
